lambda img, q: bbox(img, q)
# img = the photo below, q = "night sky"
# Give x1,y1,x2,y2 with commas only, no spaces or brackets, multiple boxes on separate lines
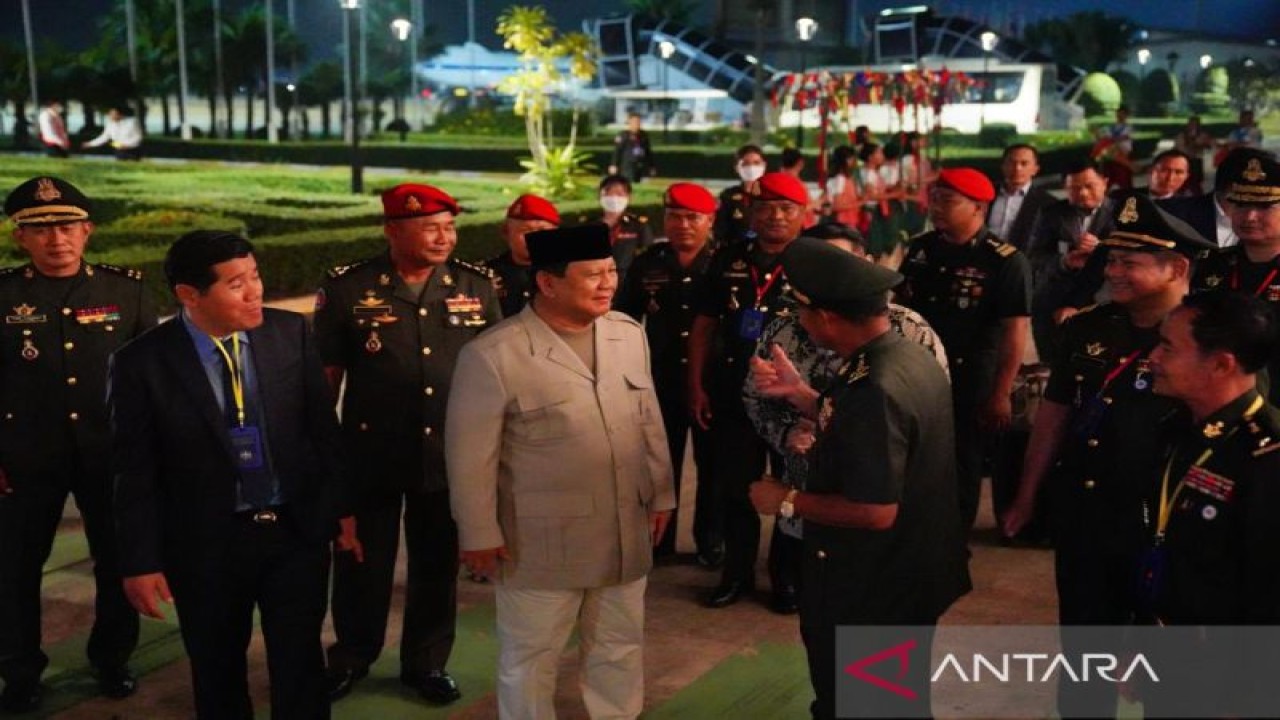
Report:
2,0,1276,59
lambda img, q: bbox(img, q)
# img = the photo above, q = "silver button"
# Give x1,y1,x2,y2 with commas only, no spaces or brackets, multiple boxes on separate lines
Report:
62,307,72,316
67,377,77,386
423,426,433,437
422,347,432,356
816,550,827,559
69,412,79,421
419,308,428,317
424,387,434,396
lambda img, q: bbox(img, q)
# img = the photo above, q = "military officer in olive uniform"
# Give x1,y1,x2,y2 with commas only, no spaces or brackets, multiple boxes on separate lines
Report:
317,183,501,705
0,177,155,713
1192,150,1280,404
896,167,1032,535
748,238,970,720
689,172,806,611
615,182,720,562
1139,291,1280,718
582,174,654,286
1001,192,1214,719
485,194,560,318
713,145,768,249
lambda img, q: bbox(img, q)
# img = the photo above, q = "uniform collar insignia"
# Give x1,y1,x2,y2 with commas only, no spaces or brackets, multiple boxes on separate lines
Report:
442,273,455,287
1204,274,1222,288
1086,342,1106,357
1203,420,1225,439
378,273,392,286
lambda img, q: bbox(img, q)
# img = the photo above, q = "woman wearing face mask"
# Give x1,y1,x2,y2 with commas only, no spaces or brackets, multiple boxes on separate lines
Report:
582,174,653,286
714,144,767,248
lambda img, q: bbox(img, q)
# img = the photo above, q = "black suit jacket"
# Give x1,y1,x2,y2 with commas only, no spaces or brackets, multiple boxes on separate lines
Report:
987,184,1056,251
109,308,347,577
1158,193,1218,246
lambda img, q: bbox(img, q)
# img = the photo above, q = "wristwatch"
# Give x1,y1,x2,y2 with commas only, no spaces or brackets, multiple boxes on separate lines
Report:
779,488,800,519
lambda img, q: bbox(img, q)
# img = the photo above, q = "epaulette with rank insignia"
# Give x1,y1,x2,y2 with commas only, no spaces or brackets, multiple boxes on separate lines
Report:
0,266,22,278
94,263,144,280
326,258,371,279
1248,412,1280,458
985,237,1017,257
451,258,496,279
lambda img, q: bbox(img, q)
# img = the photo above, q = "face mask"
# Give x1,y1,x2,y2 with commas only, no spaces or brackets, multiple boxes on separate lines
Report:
738,163,765,183
601,196,629,214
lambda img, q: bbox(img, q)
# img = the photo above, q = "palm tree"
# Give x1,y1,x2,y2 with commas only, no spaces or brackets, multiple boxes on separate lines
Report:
1023,11,1137,73
298,60,344,139
223,5,304,138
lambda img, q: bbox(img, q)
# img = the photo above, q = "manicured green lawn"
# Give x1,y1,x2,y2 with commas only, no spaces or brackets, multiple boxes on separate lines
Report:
0,154,666,310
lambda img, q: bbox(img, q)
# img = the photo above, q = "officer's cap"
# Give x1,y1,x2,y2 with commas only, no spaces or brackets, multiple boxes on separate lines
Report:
527,223,612,266
506,194,561,225
781,237,903,314
1220,150,1280,207
664,182,717,214
933,167,996,203
1103,191,1214,257
750,172,809,206
4,176,91,226
381,183,459,220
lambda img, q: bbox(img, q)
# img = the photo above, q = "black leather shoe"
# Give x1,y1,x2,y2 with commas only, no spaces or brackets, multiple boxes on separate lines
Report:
402,671,461,705
94,666,138,699
326,666,368,702
0,679,42,714
770,586,799,615
702,580,753,608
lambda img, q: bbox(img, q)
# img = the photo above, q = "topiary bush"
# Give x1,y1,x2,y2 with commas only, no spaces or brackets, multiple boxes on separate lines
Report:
1078,72,1124,116
1139,69,1180,116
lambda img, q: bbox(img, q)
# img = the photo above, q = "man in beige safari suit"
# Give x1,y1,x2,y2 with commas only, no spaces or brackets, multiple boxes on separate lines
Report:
446,223,675,719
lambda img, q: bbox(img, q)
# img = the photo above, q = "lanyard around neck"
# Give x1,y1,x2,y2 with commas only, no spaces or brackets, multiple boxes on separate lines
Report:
1155,395,1264,539
210,334,247,427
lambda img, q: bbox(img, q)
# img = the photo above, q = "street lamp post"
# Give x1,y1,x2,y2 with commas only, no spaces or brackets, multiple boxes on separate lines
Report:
340,0,364,193
1137,47,1151,112
176,0,192,140
392,18,413,127
658,40,675,142
20,0,38,116
795,16,818,148
1199,54,1213,70
979,30,999,133
266,0,278,143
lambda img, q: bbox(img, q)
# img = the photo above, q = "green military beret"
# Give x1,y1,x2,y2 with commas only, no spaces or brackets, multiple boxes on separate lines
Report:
781,236,903,313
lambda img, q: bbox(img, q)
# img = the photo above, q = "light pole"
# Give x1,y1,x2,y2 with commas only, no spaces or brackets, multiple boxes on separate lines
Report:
266,0,278,143
1137,47,1150,112
176,0,192,140
1199,54,1213,70
340,0,364,193
979,30,999,133
658,40,675,142
20,0,38,116
392,18,413,126
794,16,818,148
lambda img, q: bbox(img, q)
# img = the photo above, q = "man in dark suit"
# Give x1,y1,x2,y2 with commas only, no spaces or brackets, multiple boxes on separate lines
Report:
987,143,1056,251
109,231,354,720
1161,148,1276,248
1026,161,1114,360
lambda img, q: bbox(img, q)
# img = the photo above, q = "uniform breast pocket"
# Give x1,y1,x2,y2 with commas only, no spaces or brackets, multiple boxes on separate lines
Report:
513,384,583,443
624,372,657,425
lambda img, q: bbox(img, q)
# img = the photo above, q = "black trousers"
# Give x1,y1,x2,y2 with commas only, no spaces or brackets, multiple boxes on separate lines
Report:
328,488,457,677
709,395,794,590
951,365,994,535
1051,486,1139,719
655,381,719,555
168,512,330,720
0,461,138,685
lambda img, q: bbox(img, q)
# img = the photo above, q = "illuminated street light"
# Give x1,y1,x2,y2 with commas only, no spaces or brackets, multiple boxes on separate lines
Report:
979,31,999,132
1200,54,1212,69
795,17,818,148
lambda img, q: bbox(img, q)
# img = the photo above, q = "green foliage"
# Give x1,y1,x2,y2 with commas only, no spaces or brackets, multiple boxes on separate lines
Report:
517,145,598,199
1191,66,1231,114
1022,11,1138,72
1139,69,1179,116
976,124,1020,149
625,0,696,24
1079,72,1124,116
433,107,595,137
1225,58,1280,114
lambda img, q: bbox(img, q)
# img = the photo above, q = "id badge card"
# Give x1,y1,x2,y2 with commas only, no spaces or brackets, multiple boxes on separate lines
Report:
229,425,266,471
737,308,765,341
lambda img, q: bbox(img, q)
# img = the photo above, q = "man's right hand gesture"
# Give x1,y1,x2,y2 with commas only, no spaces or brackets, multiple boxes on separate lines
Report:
124,573,174,619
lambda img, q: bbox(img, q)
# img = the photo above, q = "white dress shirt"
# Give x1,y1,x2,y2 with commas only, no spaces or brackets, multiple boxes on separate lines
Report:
990,182,1031,241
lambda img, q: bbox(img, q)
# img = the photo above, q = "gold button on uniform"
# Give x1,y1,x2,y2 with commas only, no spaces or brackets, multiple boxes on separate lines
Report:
64,342,74,350
423,426,433,436
816,550,827,559
1087,439,1098,448
359,422,369,431
62,307,72,316
422,347,432,356
424,387,434,396
418,308,428,317
1083,480,1096,490
69,412,79,421
67,377,77,386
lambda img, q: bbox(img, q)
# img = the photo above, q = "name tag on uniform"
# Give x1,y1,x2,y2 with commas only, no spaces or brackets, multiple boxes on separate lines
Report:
229,426,266,471
737,308,765,341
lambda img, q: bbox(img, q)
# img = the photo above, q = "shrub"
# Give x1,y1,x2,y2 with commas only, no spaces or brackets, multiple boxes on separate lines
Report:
1139,69,1180,116
1078,72,1123,116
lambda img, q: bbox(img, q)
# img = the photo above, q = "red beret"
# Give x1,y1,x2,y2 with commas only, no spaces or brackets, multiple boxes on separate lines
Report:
751,172,809,206
934,168,996,203
381,184,459,220
664,182,716,214
506,194,561,225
